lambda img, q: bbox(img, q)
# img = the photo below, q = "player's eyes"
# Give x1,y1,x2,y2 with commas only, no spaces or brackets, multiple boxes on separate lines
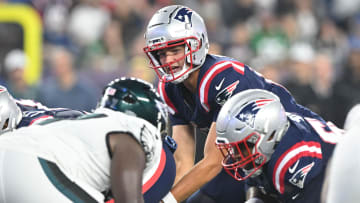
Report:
157,51,166,58
157,48,182,58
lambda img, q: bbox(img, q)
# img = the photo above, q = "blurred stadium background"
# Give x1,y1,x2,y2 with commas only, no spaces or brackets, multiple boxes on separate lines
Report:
0,0,359,128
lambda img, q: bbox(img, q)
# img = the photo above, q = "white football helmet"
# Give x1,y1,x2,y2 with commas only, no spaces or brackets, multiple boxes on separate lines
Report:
216,89,289,181
143,5,209,84
0,86,22,134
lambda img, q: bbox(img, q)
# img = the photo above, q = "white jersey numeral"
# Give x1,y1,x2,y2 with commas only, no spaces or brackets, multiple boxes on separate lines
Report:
305,117,343,144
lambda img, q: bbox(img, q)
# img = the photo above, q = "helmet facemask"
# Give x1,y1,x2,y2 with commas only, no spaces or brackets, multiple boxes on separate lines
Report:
216,132,267,181
144,37,201,83
215,89,290,181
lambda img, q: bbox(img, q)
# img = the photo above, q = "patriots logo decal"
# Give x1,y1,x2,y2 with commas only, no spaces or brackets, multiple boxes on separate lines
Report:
289,162,314,189
174,7,193,25
215,80,239,105
235,98,274,128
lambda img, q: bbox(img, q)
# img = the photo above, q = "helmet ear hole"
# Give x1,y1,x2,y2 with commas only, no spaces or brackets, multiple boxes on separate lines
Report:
2,118,9,130
201,34,204,46
267,131,276,142
122,94,137,104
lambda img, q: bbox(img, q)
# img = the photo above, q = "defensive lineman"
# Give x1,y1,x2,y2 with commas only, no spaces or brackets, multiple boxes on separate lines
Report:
0,78,176,203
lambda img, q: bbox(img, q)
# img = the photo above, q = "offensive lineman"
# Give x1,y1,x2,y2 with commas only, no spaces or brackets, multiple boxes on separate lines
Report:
0,78,176,203
215,89,343,203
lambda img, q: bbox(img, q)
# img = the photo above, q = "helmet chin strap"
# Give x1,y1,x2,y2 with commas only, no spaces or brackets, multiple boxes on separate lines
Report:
244,167,263,178
169,63,190,84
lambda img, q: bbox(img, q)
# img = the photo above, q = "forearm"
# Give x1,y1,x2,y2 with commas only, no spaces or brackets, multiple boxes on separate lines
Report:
171,157,222,202
174,158,194,185
172,125,196,185
169,122,221,202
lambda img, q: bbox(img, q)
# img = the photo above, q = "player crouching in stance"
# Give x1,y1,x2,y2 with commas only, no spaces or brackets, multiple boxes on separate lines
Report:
0,85,86,135
215,89,342,203
0,78,176,203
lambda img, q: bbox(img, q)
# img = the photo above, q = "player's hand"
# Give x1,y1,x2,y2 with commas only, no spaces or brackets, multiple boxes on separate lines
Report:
246,186,280,203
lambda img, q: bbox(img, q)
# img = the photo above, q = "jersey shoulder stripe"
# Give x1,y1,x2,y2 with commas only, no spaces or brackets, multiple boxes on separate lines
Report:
29,115,54,125
273,141,322,194
158,81,177,114
199,60,244,112
142,148,166,193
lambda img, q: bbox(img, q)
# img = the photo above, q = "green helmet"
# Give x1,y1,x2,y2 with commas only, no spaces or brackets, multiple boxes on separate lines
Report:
98,77,168,133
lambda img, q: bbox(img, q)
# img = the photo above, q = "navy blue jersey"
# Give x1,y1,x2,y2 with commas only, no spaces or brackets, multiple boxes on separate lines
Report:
159,54,323,129
15,99,86,128
248,113,343,203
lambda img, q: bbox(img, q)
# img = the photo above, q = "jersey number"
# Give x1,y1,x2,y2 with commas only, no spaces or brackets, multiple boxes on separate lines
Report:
305,117,343,144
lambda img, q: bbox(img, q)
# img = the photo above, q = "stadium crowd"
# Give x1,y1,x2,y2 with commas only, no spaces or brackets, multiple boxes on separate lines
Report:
0,0,360,203
0,0,359,127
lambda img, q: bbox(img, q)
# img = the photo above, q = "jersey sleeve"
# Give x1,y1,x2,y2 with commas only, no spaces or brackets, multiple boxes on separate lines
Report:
157,81,188,126
272,141,324,198
198,61,248,121
16,99,50,111
116,112,162,164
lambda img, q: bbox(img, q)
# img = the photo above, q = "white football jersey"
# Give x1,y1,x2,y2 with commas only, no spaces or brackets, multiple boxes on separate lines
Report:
0,107,163,199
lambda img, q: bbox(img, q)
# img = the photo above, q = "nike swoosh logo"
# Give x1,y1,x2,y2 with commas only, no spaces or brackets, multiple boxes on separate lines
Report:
215,78,225,90
292,193,300,200
289,160,300,174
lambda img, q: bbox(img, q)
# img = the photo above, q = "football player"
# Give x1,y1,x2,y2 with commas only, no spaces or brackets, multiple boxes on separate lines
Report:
321,125,360,203
0,78,176,203
0,85,86,135
215,89,342,203
320,103,360,203
343,103,360,130
143,5,325,203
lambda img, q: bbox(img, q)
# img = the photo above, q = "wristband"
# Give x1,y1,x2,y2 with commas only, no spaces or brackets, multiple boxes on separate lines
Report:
162,192,177,203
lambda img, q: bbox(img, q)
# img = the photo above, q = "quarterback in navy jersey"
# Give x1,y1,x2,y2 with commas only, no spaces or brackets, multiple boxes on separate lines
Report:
216,89,343,203
0,85,86,135
143,5,324,203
